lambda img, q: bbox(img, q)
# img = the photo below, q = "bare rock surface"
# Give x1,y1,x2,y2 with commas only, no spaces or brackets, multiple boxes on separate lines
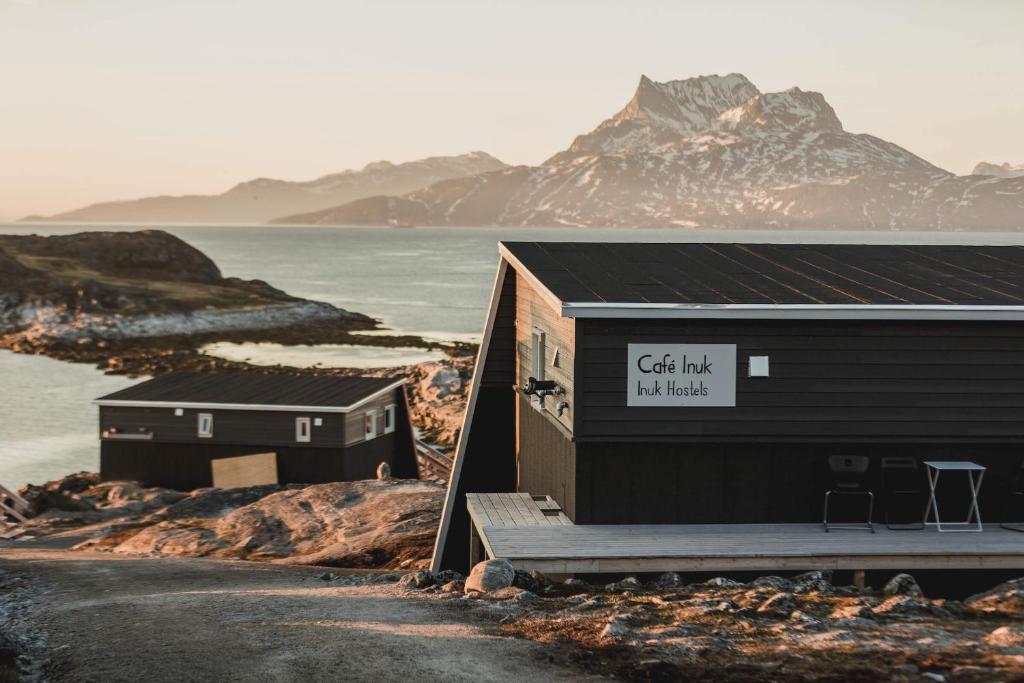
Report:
405,356,472,446
408,570,1024,680
18,473,443,570
465,559,516,594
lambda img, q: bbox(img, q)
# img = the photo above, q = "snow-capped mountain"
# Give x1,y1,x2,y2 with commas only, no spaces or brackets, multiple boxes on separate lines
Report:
973,162,1024,179
25,152,507,224
286,74,1024,230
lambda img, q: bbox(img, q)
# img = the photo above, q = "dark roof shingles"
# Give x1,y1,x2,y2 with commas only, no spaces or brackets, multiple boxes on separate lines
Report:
501,242,1024,307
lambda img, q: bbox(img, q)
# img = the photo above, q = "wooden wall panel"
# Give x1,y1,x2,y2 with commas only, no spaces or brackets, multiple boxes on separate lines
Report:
100,435,403,491
576,441,1024,525
577,319,1024,441
101,406,345,448
516,394,577,519
515,272,575,434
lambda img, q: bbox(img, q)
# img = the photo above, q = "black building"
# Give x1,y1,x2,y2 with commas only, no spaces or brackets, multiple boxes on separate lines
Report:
96,372,417,490
433,242,1024,571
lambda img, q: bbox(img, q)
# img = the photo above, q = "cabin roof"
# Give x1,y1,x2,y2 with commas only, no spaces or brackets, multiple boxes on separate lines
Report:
499,242,1024,320
95,372,403,412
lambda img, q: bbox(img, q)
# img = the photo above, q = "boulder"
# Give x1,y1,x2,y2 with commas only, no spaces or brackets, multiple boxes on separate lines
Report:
792,570,833,594
563,577,590,592
486,586,541,606
606,576,643,593
749,576,793,592
651,572,683,590
705,576,744,588
884,573,923,597
399,570,435,589
434,569,465,585
512,569,542,592
464,559,515,594
376,462,391,480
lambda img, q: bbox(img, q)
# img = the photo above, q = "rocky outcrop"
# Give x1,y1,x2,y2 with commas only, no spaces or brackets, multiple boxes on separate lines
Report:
26,152,508,224
405,356,473,446
0,230,375,346
19,473,444,569
298,73,1024,230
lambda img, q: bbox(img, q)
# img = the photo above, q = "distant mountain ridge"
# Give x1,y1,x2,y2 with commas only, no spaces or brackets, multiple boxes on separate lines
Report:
973,162,1024,179
23,152,507,224
284,73,1024,230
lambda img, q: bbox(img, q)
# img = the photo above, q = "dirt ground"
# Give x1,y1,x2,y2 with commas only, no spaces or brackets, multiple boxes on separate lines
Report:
0,540,594,682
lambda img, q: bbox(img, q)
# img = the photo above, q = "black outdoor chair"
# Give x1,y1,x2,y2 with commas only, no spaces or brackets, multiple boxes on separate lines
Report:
881,457,925,530
823,455,874,533
1000,459,1024,532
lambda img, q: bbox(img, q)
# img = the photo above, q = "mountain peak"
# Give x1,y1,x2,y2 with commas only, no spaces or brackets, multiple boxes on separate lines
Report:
718,87,843,133
562,73,761,157
620,72,761,133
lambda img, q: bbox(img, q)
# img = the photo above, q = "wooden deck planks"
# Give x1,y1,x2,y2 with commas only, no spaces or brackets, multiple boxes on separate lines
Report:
465,494,1024,573
467,492,573,530
483,523,1024,572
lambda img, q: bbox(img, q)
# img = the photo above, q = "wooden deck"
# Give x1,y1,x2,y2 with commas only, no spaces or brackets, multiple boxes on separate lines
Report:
466,493,1024,574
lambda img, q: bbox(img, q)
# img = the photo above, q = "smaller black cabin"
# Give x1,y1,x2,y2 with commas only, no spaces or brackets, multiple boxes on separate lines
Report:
96,373,417,490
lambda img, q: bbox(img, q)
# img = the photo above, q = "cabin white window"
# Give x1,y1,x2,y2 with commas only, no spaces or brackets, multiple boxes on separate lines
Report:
174,408,184,417
383,404,396,434
365,412,378,440
295,417,311,443
197,413,213,438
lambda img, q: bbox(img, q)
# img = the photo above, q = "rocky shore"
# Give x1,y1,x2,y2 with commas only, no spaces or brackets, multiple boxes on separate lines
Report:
395,561,1024,681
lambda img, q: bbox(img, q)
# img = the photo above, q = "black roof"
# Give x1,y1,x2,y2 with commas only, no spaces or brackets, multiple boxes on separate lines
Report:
500,242,1024,306
96,372,400,408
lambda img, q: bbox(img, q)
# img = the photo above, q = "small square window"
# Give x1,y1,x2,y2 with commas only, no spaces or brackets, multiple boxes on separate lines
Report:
313,417,323,427
364,412,378,440
197,413,213,438
295,417,311,443
383,404,396,434
174,408,184,417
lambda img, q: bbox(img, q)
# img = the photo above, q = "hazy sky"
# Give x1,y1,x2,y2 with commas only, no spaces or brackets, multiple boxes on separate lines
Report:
1,0,1022,220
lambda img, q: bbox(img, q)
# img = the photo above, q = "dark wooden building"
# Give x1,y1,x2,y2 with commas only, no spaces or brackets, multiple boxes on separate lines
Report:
433,242,1024,571
96,373,417,490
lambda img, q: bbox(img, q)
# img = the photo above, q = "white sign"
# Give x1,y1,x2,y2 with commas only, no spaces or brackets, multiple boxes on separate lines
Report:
627,344,737,407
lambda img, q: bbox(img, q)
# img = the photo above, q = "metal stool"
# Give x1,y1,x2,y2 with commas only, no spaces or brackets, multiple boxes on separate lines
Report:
1000,459,1024,532
823,455,874,533
881,457,925,530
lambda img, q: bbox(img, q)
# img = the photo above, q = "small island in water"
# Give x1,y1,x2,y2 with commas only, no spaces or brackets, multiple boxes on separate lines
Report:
0,229,471,377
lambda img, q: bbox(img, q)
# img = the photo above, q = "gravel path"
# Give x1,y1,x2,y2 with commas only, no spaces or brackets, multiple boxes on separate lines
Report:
0,544,593,682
